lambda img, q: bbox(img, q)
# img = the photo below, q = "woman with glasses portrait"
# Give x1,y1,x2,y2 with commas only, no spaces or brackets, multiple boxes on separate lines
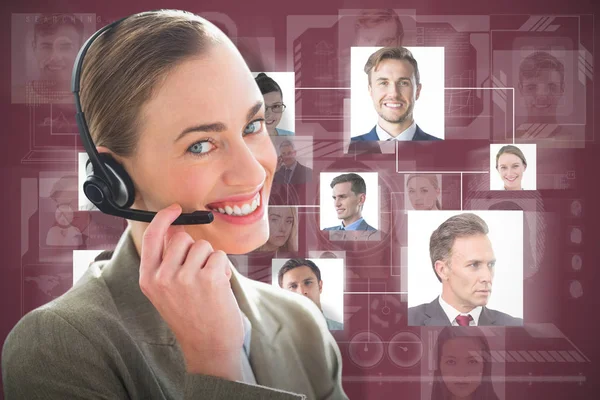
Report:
255,73,294,136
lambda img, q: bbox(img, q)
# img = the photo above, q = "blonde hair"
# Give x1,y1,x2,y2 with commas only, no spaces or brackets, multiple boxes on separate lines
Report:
406,174,441,210
80,10,225,156
256,207,298,253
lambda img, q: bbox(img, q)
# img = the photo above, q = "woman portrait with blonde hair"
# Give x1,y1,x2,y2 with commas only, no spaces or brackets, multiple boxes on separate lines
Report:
256,206,298,254
406,174,441,210
2,10,346,400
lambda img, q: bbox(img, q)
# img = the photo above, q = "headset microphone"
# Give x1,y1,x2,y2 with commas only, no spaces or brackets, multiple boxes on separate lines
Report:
72,17,213,225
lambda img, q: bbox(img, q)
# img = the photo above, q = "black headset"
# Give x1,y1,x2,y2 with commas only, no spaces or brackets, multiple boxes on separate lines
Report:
71,16,213,225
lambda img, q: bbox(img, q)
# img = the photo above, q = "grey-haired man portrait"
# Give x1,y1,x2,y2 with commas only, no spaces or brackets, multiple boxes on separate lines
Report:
408,213,522,326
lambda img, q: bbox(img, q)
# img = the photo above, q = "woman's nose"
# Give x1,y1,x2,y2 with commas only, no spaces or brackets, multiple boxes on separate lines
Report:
222,139,267,188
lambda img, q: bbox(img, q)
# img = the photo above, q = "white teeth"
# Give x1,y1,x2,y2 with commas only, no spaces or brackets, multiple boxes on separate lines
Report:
385,103,402,108
213,193,261,216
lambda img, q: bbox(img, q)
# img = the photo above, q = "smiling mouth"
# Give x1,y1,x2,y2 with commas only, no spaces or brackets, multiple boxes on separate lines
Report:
266,120,276,125
383,102,404,109
207,192,261,217
504,176,518,182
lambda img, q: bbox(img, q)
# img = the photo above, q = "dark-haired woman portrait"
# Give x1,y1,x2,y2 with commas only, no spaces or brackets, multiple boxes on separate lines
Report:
255,72,294,136
430,327,500,400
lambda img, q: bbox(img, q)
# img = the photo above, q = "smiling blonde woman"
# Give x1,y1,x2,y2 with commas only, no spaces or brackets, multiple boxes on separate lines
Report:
2,10,346,400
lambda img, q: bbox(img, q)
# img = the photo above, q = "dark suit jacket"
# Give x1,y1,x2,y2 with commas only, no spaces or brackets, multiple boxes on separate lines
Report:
2,228,348,400
323,219,377,231
274,162,313,185
351,124,441,142
407,298,523,326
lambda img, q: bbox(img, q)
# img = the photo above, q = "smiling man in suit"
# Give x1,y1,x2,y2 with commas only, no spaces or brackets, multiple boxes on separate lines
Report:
352,46,441,142
408,213,522,326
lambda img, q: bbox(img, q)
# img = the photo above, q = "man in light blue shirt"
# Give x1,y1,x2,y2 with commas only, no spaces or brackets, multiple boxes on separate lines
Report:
323,173,377,232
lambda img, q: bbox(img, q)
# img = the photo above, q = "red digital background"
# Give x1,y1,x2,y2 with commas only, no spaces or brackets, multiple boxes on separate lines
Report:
0,0,599,399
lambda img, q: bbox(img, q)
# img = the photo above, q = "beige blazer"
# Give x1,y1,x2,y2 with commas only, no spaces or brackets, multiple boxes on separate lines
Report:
2,228,348,400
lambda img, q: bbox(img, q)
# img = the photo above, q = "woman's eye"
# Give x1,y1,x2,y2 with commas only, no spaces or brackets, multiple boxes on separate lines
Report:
244,120,264,135
188,141,215,156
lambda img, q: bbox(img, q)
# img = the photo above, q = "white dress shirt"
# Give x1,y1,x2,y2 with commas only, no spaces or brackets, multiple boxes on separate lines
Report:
438,295,482,326
240,312,257,384
376,121,417,141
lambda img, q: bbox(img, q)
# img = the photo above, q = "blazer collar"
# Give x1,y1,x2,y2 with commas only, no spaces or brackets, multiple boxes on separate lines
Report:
99,227,283,346
365,126,379,140
422,297,497,326
423,298,452,326
478,307,496,326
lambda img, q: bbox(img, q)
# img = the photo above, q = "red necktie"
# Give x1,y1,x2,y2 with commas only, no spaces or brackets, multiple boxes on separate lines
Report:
455,314,473,326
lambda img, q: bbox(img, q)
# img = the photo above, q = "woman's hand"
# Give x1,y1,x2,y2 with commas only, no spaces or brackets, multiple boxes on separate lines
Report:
138,204,245,381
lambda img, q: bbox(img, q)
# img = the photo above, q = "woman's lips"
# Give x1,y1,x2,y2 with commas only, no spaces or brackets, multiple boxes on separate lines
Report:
207,190,265,225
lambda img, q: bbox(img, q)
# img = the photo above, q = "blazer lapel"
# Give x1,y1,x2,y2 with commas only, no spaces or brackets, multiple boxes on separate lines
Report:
230,270,293,388
367,126,378,140
423,298,452,326
478,307,496,326
100,228,176,345
413,125,425,141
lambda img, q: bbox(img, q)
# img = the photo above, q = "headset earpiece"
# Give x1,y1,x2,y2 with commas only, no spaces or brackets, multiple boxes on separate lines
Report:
84,153,135,209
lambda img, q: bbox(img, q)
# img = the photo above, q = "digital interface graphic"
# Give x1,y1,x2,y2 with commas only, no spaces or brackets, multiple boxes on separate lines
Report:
0,2,598,400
